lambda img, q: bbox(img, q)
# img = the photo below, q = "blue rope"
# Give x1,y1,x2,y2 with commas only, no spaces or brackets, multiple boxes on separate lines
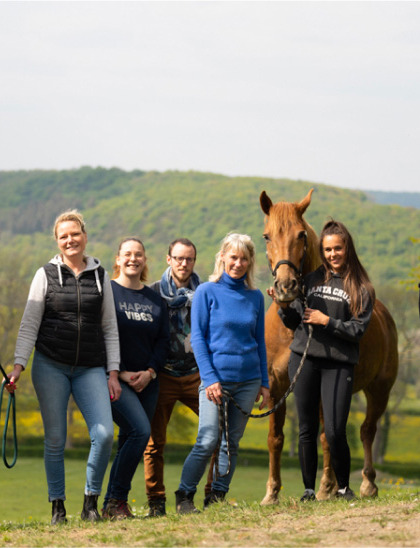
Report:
0,363,18,468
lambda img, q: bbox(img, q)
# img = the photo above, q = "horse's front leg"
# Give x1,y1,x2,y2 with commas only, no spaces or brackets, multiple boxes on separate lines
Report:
317,423,338,500
261,400,286,505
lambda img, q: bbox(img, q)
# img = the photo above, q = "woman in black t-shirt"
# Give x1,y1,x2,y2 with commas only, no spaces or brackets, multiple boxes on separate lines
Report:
102,238,170,519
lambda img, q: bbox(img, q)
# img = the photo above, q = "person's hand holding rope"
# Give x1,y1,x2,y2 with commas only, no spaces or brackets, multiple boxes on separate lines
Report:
206,382,222,405
4,365,23,394
255,386,270,410
303,308,329,326
0,363,19,468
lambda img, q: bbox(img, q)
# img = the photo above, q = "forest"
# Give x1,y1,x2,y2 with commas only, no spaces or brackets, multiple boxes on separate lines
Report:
0,166,419,462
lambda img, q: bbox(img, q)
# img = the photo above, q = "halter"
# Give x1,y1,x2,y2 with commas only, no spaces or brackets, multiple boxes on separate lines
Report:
268,231,308,280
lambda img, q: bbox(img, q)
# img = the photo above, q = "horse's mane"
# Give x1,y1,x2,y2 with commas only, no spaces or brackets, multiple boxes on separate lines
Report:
302,221,321,275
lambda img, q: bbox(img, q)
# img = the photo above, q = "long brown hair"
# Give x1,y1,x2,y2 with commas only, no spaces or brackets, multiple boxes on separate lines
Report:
319,220,375,317
113,238,148,281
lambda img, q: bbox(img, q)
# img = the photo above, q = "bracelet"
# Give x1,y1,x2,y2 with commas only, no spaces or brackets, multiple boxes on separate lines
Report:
147,368,157,380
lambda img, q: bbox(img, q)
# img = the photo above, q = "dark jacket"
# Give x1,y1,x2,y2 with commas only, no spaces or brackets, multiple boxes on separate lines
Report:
279,266,373,365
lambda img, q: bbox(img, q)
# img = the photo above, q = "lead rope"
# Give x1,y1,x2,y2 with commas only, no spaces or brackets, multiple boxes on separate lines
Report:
0,363,18,468
215,278,312,480
215,324,312,479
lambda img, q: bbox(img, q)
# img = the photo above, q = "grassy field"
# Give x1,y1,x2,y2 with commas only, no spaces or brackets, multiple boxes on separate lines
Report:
1,456,419,523
2,392,420,546
1,458,420,547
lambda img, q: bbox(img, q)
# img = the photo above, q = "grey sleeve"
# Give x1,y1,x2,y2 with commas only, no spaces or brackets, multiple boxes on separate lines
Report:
14,268,47,368
101,272,120,372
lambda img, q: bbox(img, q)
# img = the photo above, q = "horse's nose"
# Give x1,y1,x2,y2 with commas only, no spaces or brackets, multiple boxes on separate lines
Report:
275,277,298,295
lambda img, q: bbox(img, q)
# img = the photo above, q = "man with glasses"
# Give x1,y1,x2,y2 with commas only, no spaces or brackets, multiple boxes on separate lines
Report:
144,238,210,516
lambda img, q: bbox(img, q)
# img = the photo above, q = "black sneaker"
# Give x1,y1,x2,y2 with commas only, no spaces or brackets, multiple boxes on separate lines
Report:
300,489,316,502
336,487,357,501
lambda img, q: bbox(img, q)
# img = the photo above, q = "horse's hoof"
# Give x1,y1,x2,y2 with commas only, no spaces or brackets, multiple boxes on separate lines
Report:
316,481,338,500
316,490,336,501
260,494,279,506
360,481,378,498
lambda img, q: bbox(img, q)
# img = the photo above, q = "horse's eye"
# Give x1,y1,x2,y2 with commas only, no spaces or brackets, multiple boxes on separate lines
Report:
263,234,270,242
298,230,307,240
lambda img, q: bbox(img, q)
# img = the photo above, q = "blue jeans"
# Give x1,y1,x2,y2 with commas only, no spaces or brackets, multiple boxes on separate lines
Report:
104,379,159,504
31,351,114,501
178,378,261,495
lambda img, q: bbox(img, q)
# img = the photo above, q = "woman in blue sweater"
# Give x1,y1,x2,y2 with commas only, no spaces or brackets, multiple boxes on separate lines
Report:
102,238,170,519
176,233,270,513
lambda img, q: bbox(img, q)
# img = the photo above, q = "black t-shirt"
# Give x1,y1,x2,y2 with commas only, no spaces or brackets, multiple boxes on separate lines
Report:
111,281,169,373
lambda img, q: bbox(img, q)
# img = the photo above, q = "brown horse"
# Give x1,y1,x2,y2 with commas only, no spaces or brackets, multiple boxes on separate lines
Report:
259,189,399,504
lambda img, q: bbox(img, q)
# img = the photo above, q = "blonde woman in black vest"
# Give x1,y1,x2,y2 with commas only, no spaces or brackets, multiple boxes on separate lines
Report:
7,210,120,524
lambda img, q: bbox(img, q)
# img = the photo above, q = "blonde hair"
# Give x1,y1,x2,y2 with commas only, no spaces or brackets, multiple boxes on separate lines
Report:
209,232,256,289
53,209,86,239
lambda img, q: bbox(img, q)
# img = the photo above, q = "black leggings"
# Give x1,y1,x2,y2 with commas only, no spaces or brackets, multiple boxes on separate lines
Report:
288,352,354,490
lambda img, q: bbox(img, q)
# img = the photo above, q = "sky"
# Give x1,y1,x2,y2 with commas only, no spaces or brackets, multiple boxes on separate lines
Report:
1,1,420,192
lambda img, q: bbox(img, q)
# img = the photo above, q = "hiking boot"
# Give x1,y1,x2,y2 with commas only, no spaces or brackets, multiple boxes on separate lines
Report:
147,498,166,518
203,490,226,509
51,499,67,524
103,498,134,520
336,487,357,501
101,505,110,519
300,489,317,502
175,490,200,514
81,494,102,522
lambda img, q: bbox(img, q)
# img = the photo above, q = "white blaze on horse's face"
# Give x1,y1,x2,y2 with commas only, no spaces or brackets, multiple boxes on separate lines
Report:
260,190,313,303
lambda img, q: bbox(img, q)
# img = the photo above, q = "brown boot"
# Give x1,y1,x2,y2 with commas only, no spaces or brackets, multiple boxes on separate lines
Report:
103,498,134,520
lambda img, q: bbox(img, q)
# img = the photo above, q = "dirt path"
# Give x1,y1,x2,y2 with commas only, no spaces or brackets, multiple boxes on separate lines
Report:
259,502,420,547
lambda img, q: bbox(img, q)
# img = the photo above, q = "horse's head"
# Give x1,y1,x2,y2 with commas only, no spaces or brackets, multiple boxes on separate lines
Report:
260,189,320,303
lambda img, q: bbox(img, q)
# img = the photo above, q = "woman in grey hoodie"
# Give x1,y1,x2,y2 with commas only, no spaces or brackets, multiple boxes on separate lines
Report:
7,210,120,524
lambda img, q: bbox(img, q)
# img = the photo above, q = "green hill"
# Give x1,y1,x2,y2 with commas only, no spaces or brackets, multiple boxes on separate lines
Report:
0,167,418,290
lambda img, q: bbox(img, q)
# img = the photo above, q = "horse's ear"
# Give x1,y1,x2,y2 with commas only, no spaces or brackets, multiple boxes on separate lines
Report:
296,188,314,216
260,191,273,215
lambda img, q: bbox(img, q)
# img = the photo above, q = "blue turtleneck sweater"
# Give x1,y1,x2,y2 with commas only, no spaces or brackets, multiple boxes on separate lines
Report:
190,271,269,388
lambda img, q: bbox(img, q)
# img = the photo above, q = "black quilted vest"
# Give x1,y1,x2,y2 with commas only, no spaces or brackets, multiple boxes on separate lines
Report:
36,263,107,367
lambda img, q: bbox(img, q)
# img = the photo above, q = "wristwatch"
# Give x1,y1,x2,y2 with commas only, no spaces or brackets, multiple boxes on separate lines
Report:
147,368,157,380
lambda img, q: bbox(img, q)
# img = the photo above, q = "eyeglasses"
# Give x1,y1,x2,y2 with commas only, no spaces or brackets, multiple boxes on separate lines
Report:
170,256,195,264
